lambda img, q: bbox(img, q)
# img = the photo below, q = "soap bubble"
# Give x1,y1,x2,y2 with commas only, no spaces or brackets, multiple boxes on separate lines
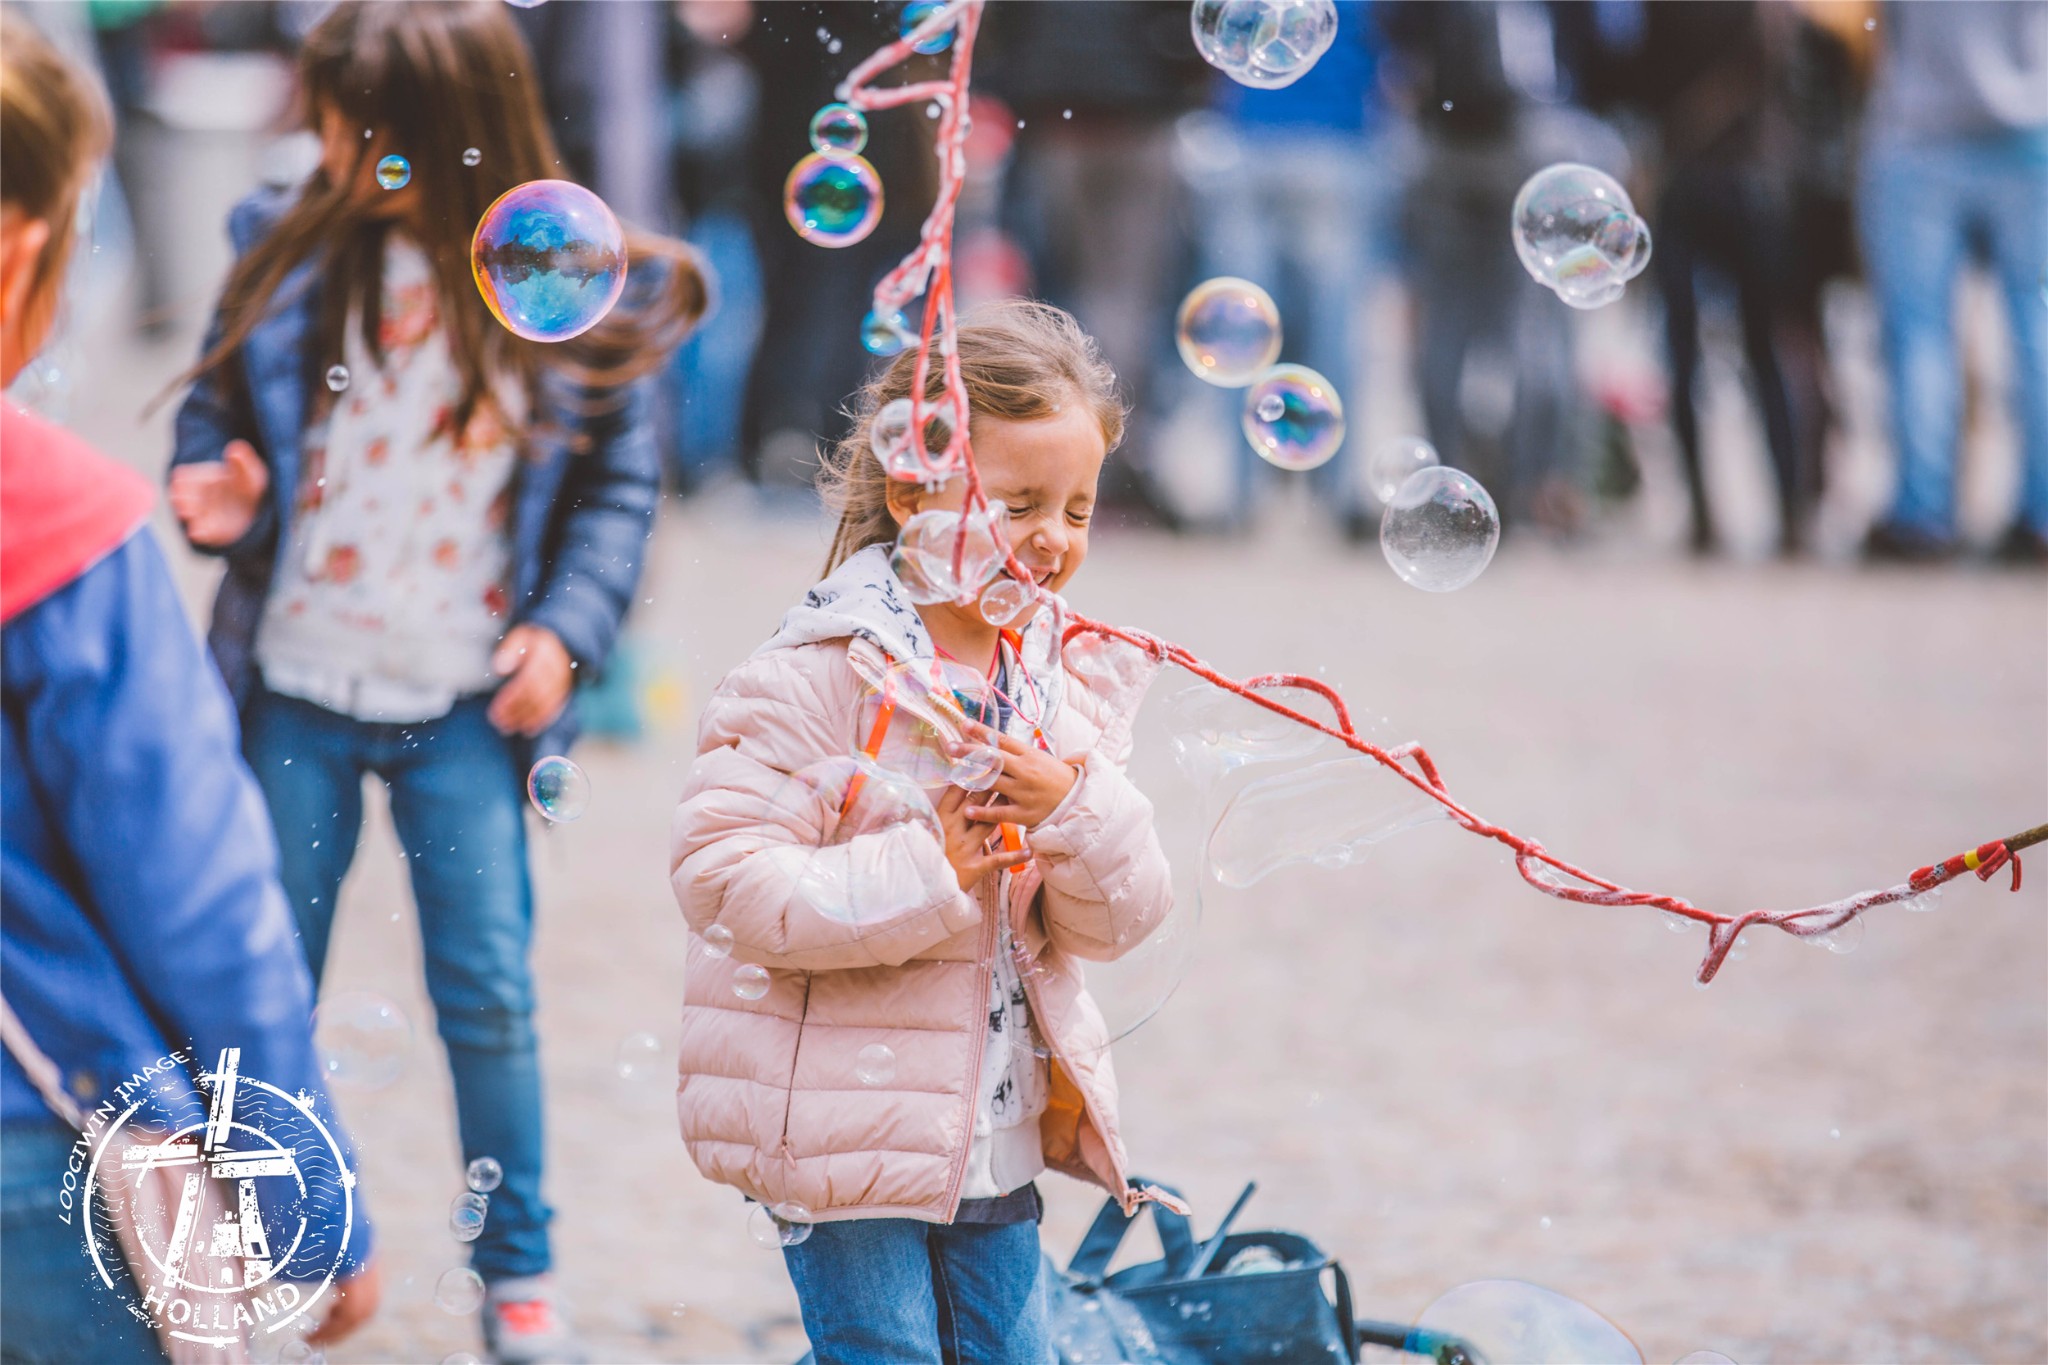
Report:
978,576,1035,627
434,1267,486,1315
449,1191,488,1242
472,179,627,342
279,1339,324,1364
1063,630,1155,698
767,756,945,926
1905,885,1944,913
505,0,547,7
1414,1280,1642,1365
1241,364,1345,471
312,991,412,1090
1367,436,1440,504
1191,0,1339,89
852,659,999,788
749,1200,814,1248
442,1355,482,1365
808,103,869,156
1163,679,1332,782
1175,277,1282,386
462,147,482,167
891,505,1007,604
1206,755,1444,888
1663,912,1693,934
872,397,958,482
855,1042,897,1086
1807,915,1865,955
526,755,590,822
784,152,883,248
1675,1353,1738,1364
1379,466,1500,592
900,0,954,53
1512,163,1653,309
465,1156,503,1194
862,308,915,357
733,963,771,1001
375,155,411,190
325,365,350,393
702,924,735,959
614,1031,669,1101
948,745,1004,792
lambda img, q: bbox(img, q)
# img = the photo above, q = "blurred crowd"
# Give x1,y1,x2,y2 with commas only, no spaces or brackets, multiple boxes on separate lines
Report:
47,0,2048,562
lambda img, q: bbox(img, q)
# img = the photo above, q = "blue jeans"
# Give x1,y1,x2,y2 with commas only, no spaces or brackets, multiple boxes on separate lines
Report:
241,688,551,1281
1,1121,167,1364
1860,131,2048,537
784,1217,1051,1365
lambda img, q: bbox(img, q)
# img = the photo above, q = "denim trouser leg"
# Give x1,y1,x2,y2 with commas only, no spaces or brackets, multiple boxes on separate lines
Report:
1975,136,2048,534
1,1121,168,1364
241,690,368,980
380,699,550,1282
784,1216,1049,1365
1861,141,1972,537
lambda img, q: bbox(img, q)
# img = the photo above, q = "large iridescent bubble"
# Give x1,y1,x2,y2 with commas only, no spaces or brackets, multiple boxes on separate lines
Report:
1175,276,1282,387
1511,163,1653,310
471,180,627,343
785,151,884,248
1190,0,1339,90
1379,466,1500,592
1412,1280,1642,1365
1240,364,1345,471
891,505,1007,605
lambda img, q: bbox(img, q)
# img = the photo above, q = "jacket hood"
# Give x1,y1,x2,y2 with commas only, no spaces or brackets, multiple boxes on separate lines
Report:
1,405,154,624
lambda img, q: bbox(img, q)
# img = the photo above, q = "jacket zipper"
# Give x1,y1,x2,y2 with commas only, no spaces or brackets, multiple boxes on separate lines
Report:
940,876,1000,1221
780,972,814,1172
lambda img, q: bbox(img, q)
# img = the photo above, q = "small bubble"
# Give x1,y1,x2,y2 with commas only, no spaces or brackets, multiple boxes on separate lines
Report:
703,924,735,959
449,1191,488,1242
375,155,411,190
434,1266,485,1315
465,1156,503,1193
1441,100,1453,112
325,365,350,393
1539,1215,1552,1229
1829,1127,1841,1139
463,147,482,167
1864,16,1875,29
1062,108,1072,120
1663,912,1692,934
733,963,771,1001
749,1200,814,1248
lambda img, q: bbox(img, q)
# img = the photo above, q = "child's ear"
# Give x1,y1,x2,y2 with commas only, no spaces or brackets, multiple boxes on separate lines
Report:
883,477,922,531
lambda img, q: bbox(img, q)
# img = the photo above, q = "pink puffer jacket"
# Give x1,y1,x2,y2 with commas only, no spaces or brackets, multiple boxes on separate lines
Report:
669,622,1175,1223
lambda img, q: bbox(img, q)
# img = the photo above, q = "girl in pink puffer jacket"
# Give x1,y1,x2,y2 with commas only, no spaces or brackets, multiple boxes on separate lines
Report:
670,301,1180,1363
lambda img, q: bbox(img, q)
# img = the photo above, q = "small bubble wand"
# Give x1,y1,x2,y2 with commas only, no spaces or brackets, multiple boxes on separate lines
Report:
832,0,2040,983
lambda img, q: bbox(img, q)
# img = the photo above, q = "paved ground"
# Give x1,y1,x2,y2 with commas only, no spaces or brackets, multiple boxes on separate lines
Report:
49,216,2047,1363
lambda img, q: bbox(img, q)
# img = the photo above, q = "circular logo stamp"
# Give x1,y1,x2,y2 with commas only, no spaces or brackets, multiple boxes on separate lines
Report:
78,1047,355,1349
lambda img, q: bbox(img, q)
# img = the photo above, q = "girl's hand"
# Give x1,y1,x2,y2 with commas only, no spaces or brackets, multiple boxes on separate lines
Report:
168,440,268,547
487,624,574,736
961,723,1079,830
937,785,1030,892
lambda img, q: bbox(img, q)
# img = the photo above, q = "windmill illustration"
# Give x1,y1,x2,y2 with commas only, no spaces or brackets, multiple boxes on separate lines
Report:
121,1048,299,1291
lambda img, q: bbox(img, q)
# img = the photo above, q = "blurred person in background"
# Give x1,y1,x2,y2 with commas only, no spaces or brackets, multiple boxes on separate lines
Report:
162,4,702,1358
986,0,1212,523
1629,1,1840,558
1382,0,1622,537
2,13,379,1357
738,1,933,492
1150,0,1399,538
1858,0,2048,563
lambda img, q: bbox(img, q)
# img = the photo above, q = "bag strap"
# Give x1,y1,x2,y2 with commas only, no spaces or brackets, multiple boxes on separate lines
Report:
1327,1259,1362,1363
0,989,88,1130
1067,1176,1196,1283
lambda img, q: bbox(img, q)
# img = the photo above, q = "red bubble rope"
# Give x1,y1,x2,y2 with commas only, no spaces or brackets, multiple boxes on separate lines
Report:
833,0,2040,984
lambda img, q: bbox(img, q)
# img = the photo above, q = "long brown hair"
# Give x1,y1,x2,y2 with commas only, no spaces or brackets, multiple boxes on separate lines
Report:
185,1,704,439
0,11,112,352
819,300,1126,575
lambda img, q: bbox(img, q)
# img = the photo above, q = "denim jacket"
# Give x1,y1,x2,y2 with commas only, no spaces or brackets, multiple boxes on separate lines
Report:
169,187,664,760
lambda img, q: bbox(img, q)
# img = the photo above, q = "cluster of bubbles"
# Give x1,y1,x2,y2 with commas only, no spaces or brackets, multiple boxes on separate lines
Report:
1190,0,1340,89
1175,278,1347,473
526,755,590,822
448,1156,503,1244
471,179,628,343
1512,163,1653,310
434,1266,485,1316
749,1200,815,1249
862,307,917,357
891,504,1006,605
312,990,412,1090
375,155,411,191
786,103,883,249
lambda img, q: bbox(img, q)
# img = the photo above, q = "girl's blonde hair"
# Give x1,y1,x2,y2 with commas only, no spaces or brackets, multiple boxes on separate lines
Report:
820,299,1126,574
0,12,112,333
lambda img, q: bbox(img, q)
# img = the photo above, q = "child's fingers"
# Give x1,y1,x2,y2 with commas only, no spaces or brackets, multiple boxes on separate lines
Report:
974,846,1032,877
